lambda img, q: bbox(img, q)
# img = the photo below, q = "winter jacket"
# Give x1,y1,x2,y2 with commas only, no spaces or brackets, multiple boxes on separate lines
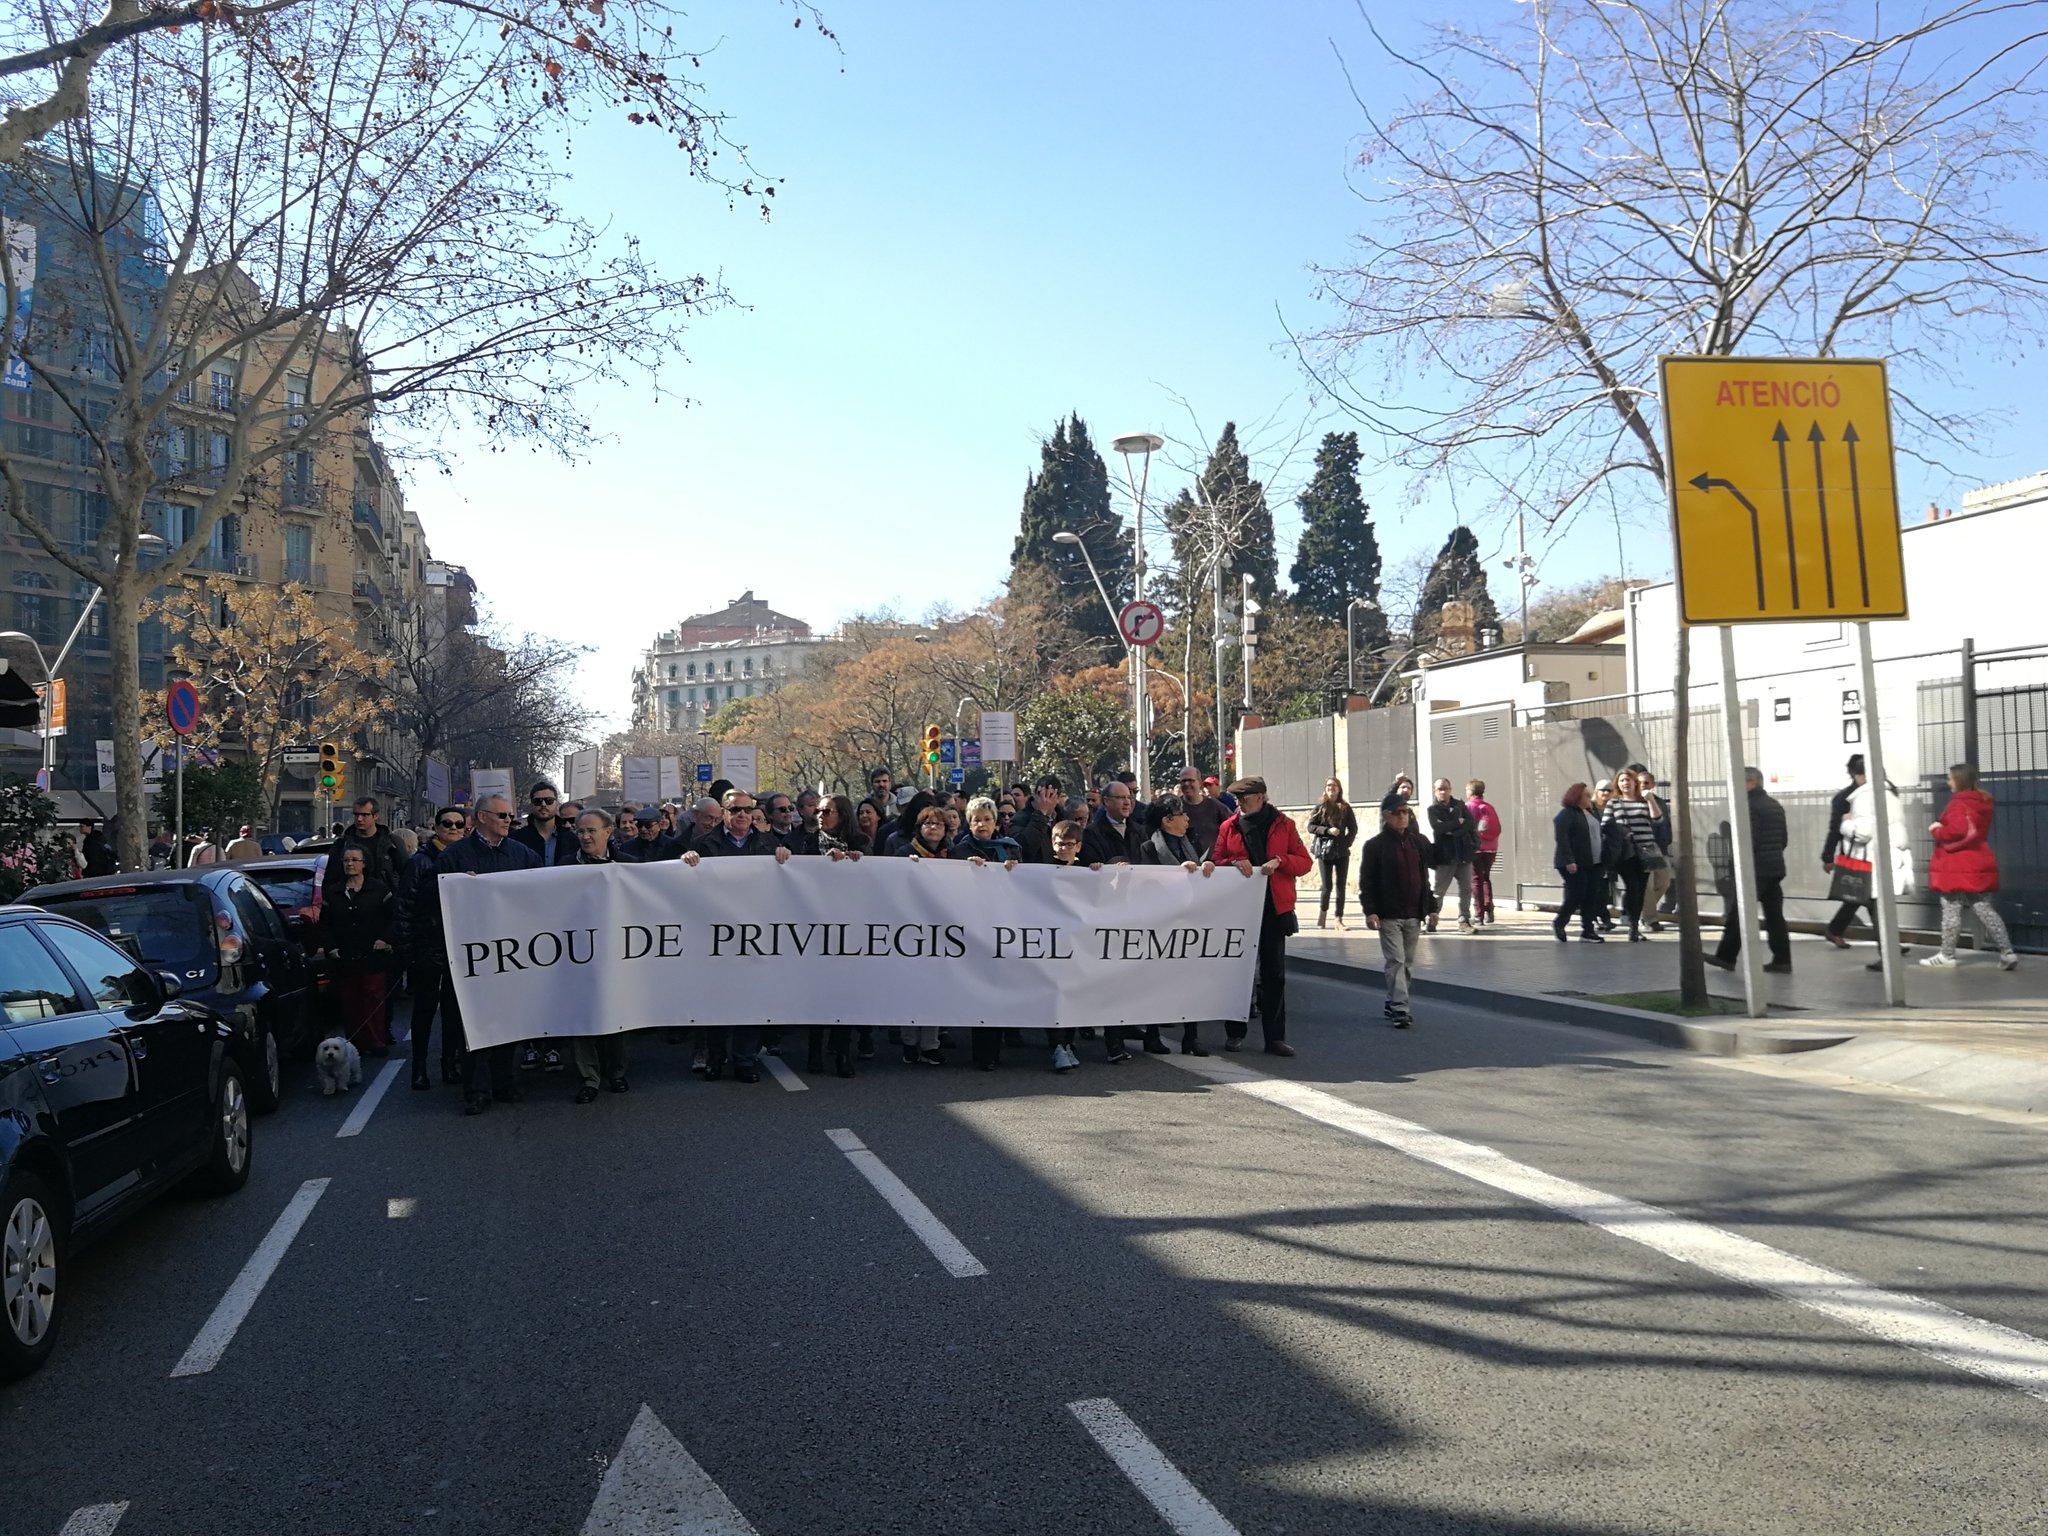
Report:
694,828,782,859
319,878,397,966
395,843,446,965
1466,797,1501,855
412,830,541,965
1141,827,1205,867
614,830,683,864
1929,787,1998,894
1306,801,1359,861
322,823,408,897
1008,804,1056,865
1184,797,1227,855
954,832,1022,863
1835,782,1914,895
1357,826,1432,922
1553,806,1594,874
1746,785,1789,883
1081,809,1145,867
1425,797,1479,866
511,821,578,867
1211,806,1313,917
1821,780,1858,867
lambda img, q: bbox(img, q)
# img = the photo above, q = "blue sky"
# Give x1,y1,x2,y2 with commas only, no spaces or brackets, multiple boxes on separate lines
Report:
405,0,2041,731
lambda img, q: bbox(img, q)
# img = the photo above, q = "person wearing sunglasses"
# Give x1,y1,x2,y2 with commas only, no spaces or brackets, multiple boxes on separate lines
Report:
397,807,470,1089
510,780,576,867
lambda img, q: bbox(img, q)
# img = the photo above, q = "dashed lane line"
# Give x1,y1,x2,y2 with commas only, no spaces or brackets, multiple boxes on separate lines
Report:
56,1505,129,1536
336,1058,406,1137
1160,1053,2048,1403
759,1053,808,1093
824,1128,988,1278
1066,1399,1242,1536
170,1178,330,1378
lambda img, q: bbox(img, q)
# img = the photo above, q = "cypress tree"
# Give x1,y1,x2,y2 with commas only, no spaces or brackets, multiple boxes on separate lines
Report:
1289,431,1385,648
1010,413,1129,646
1414,525,1501,646
1165,421,1278,602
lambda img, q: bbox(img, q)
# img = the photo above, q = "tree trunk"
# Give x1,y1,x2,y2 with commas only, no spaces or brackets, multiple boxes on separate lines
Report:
1671,624,1707,1008
108,572,148,871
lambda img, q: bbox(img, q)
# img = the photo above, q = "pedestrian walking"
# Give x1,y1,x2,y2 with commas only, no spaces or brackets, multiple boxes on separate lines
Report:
317,845,398,1056
1465,780,1501,925
1358,794,1432,1027
398,806,468,1089
1211,777,1311,1057
1828,773,1914,968
510,780,577,865
1707,768,1791,974
1551,784,1603,943
1601,768,1665,942
568,809,631,1103
1423,778,1479,933
1626,762,1674,928
1923,763,2018,970
224,825,262,862
80,820,116,876
1307,777,1359,929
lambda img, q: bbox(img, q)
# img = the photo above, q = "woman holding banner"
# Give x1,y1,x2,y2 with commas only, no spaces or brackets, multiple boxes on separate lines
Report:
569,810,630,1103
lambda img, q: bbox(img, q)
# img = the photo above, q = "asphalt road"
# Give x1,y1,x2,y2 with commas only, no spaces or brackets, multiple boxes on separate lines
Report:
5,967,2047,1535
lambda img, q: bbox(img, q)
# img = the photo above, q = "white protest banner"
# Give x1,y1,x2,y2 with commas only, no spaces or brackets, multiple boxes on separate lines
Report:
658,756,682,800
424,756,451,809
979,710,1017,763
621,756,659,806
470,767,512,808
564,747,599,802
438,858,1264,1050
717,744,757,793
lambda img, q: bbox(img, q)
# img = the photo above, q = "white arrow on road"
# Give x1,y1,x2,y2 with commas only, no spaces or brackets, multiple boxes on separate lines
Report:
582,1405,761,1535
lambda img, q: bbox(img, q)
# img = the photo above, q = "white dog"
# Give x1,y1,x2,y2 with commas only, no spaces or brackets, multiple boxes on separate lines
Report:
316,1035,363,1096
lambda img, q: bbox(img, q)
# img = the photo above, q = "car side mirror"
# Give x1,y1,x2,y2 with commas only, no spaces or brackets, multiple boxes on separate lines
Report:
150,970,182,1003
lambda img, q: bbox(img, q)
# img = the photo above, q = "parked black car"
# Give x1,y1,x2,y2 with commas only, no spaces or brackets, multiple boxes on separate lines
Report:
224,854,328,949
19,869,315,1114
0,905,252,1379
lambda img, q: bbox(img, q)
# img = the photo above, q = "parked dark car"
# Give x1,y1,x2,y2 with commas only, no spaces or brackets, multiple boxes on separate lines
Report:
224,854,328,949
0,905,252,1379
19,869,314,1115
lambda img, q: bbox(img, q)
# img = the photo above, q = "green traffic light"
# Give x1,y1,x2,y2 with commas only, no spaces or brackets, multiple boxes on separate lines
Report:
321,773,337,788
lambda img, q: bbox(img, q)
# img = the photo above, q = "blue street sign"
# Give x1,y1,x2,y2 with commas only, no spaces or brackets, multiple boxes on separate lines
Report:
961,738,982,767
948,767,965,786
696,762,713,783
939,739,956,766
165,678,201,736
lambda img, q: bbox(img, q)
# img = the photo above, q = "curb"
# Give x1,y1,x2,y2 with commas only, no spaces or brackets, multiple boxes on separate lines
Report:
1289,953,1857,1058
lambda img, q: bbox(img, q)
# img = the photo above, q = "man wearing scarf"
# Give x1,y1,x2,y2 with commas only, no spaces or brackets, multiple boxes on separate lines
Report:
1209,776,1313,1056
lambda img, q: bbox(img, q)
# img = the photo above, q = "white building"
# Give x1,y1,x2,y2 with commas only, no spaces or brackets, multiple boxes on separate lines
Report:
631,591,819,732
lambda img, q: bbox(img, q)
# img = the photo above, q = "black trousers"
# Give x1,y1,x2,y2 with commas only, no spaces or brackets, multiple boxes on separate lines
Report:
1827,899,1877,938
1317,855,1348,919
1553,868,1599,933
1227,909,1289,1046
1715,878,1791,965
1617,863,1650,926
408,964,461,1079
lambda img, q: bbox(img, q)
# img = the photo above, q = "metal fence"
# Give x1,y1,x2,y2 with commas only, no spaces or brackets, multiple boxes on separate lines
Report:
1239,715,1335,809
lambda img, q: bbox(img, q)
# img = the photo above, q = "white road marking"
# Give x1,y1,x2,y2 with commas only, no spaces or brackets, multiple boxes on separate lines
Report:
759,1053,808,1093
170,1178,330,1378
581,1403,760,1535
337,1058,406,1138
1066,1399,1241,1536
1163,1053,2048,1402
387,1197,418,1219
57,1505,129,1536
824,1128,988,1278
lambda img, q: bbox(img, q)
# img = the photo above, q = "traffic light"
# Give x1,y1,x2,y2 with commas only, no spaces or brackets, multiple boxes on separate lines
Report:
318,740,341,795
923,723,942,768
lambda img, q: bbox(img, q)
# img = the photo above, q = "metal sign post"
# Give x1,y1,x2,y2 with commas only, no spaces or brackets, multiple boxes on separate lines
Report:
1857,622,1906,1005
1717,628,1767,1018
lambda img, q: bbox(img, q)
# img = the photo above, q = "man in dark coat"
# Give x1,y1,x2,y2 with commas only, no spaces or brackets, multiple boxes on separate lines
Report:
1081,779,1145,866
397,806,470,1089
613,807,681,863
1009,776,1062,864
1710,767,1792,974
80,820,117,876
324,796,407,898
509,779,577,866
414,793,542,1115
693,790,791,1081
1357,796,1432,1027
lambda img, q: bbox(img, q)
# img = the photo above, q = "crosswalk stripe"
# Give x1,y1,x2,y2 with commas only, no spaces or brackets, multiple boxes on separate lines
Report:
1163,1053,2048,1402
1067,1399,1241,1535
759,1054,808,1093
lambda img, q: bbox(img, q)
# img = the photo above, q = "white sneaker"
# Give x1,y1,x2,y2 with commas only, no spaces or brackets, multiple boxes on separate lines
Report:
2002,953,2020,971
1051,1045,1079,1072
1920,953,1958,968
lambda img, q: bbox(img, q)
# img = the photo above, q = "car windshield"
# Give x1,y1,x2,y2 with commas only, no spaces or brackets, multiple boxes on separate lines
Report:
37,886,216,971
244,868,317,911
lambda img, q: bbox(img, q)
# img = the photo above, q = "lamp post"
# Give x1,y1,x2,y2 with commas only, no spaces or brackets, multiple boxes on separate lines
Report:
1345,596,1380,695
1111,431,1163,797
1055,526,1146,784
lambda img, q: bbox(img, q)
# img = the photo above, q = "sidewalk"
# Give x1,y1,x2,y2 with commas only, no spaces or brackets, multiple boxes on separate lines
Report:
1289,908,2048,1116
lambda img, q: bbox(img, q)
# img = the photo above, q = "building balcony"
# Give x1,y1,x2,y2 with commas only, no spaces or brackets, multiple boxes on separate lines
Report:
352,499,385,546
281,475,327,511
352,574,383,607
282,561,327,589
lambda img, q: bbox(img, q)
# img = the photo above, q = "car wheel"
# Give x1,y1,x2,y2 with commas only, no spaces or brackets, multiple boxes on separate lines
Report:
0,1170,63,1379
247,1026,283,1115
194,1060,253,1195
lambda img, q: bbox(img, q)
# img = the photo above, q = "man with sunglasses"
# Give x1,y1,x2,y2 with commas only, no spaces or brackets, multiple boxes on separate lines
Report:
413,792,542,1116
396,807,471,1090
511,780,576,866
323,794,408,900
764,791,813,854
691,789,791,1082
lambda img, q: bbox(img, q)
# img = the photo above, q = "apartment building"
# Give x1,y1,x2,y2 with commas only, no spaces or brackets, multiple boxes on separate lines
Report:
631,591,819,733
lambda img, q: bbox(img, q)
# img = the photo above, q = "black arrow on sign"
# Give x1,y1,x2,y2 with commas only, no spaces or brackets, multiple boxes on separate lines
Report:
1808,421,1837,607
1688,472,1767,610
1773,422,1802,609
1843,421,1871,605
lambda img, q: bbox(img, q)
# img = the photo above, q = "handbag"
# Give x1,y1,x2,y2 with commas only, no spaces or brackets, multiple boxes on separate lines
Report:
1310,832,1333,862
1828,865,1873,904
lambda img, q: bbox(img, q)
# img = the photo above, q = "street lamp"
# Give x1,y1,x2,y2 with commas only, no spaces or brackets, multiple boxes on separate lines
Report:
1052,531,1121,637
1345,596,1380,694
1111,431,1163,797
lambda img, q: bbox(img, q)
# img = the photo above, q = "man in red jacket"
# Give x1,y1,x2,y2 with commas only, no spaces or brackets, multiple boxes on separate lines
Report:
1211,776,1313,1056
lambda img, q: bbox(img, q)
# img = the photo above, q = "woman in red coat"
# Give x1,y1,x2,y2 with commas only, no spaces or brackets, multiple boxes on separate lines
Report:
1922,763,2017,970
1211,776,1314,1056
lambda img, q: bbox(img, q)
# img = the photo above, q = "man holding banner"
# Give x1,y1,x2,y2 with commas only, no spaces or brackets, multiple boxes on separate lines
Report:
692,788,792,1081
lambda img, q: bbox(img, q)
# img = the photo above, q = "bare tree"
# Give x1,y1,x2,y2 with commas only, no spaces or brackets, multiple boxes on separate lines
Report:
1309,0,2048,1003
0,0,767,866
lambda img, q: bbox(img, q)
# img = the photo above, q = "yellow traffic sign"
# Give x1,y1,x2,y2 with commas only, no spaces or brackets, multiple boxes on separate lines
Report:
1661,356,1908,626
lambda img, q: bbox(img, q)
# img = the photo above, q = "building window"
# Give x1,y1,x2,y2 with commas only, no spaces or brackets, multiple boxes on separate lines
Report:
209,431,230,471
724,659,733,676
12,573,54,645
743,683,753,697
667,664,676,679
726,684,736,700
159,503,199,546
667,690,678,706
165,425,191,473
79,492,108,549
210,368,236,411
686,662,695,679
743,658,753,676
283,524,313,583
286,374,309,429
